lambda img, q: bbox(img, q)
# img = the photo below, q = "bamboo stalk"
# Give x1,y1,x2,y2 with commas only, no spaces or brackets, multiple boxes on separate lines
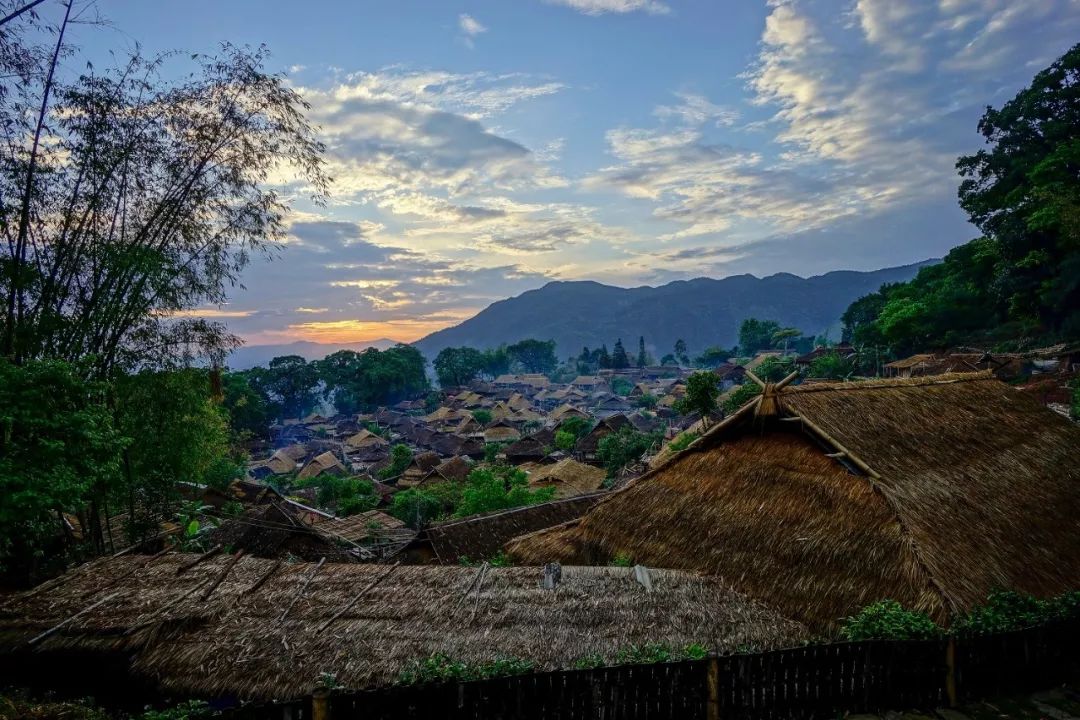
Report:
789,413,881,480
201,549,246,601
278,557,325,624
175,544,222,575
317,562,401,632
27,591,121,646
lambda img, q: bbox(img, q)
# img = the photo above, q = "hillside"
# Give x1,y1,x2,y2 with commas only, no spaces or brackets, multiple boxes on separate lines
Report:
413,261,935,360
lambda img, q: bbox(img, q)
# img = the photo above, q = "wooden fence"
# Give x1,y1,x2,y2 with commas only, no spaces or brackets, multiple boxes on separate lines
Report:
221,619,1080,720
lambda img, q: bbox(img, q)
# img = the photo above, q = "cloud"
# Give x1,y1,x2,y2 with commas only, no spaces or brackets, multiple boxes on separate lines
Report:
545,0,670,16
458,13,487,48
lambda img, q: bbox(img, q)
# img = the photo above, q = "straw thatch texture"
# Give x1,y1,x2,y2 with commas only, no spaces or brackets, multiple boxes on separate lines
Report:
411,494,608,564
0,554,808,701
528,459,606,498
509,374,1080,631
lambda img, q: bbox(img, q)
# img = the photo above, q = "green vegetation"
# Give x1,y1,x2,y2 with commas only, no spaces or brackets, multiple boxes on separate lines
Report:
554,430,577,451
433,346,511,387
667,431,699,453
755,355,796,382
844,44,1080,352
379,444,414,480
723,382,762,414
674,371,720,425
611,377,634,396
305,476,380,516
389,488,443,529
611,339,630,370
506,339,558,375
454,466,555,517
472,409,493,426
739,319,782,354
597,427,662,478
398,654,535,685
808,352,855,380
609,552,634,567
840,600,942,641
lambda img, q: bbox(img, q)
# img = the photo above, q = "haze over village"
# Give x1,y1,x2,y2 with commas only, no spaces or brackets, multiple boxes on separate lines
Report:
1,2,1080,720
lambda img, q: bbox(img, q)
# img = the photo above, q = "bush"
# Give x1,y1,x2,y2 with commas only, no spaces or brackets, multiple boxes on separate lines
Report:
398,654,534,684
722,382,761,414
667,431,699,453
379,444,413,480
840,600,942,641
472,409,493,426
389,488,442,529
952,590,1080,636
609,552,633,567
454,466,555,517
597,426,662,478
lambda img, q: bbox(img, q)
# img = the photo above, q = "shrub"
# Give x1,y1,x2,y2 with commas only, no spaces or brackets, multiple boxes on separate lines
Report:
454,466,555,517
952,590,1073,636
667,431,699,453
379,444,413,480
472,409,493,426
389,488,442,529
554,429,577,451
722,382,761,414
610,552,633,567
840,600,942,641
398,654,534,684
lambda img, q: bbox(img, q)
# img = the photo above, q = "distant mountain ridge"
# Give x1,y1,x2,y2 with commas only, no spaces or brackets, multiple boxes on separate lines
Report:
228,339,399,370
413,261,936,361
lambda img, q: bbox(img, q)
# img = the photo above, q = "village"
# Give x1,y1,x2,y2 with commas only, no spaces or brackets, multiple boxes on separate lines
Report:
3,1,1080,719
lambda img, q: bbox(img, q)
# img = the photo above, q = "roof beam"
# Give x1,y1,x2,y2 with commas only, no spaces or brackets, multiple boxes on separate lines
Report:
745,369,766,388
785,413,881,480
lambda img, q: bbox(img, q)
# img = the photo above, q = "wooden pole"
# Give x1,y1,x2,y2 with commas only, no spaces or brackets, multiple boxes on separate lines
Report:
945,636,957,707
278,557,326,624
28,591,121,646
317,561,401,632
311,686,331,720
706,654,720,720
200,549,245,601
175,544,222,575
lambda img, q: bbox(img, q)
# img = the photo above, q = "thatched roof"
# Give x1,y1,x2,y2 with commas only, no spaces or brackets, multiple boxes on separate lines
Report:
527,459,606,498
405,494,608,564
315,510,411,545
208,503,356,563
263,449,297,475
508,373,1080,632
0,554,807,701
296,451,346,481
345,429,388,449
420,456,472,484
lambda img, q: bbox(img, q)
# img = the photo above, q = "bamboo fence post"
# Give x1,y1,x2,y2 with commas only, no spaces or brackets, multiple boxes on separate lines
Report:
706,653,720,720
945,636,958,707
311,686,331,720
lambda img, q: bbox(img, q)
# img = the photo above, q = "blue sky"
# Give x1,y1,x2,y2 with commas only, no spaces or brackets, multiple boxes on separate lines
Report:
71,0,1080,345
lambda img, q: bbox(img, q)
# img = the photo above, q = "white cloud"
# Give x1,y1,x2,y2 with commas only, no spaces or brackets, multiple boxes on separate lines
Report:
545,0,670,16
458,13,487,48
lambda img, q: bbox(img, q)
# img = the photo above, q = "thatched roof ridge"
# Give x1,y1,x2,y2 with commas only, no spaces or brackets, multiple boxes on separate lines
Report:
508,373,1080,630
0,554,808,701
413,493,608,564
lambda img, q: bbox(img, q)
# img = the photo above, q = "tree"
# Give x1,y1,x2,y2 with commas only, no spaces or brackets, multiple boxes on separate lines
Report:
314,345,428,412
434,347,485,388
611,377,633,396
0,358,125,581
755,355,795,382
506,339,557,375
454,466,555,518
808,352,855,380
722,382,761,414
674,339,689,366
471,409,493,426
597,426,662,478
772,327,802,352
660,353,677,366
957,43,1080,335
693,346,734,368
389,488,442,529
0,32,328,372
379,444,413,480
221,371,275,440
674,371,720,426
554,430,577,451
636,336,648,368
597,344,611,369
265,355,319,419
611,339,630,369
738,319,781,354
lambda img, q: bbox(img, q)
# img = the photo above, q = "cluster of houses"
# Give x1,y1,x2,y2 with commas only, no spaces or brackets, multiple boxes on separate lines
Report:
2,346,1079,707
246,368,703,513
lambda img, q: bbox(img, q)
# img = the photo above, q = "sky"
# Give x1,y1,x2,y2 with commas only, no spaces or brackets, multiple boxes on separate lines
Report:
68,0,1080,346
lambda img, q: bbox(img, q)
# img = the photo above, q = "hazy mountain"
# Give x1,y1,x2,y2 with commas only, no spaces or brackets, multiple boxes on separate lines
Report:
227,339,400,370
413,261,935,361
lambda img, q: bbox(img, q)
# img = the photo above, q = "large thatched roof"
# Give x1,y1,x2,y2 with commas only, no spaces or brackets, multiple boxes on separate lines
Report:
0,554,808,701
508,373,1080,631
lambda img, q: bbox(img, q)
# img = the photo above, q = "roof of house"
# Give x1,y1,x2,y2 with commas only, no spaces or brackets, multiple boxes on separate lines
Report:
421,456,473,484
508,373,1080,632
527,459,607,498
410,493,609,564
0,554,808,700
345,429,388,449
316,510,410,545
296,451,346,480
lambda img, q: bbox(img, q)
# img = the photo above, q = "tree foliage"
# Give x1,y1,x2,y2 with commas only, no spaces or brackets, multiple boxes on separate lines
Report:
314,345,428,413
843,44,1080,352
506,339,557,375
674,371,720,425
454,465,555,518
738,319,781,354
0,29,328,372
597,426,662,478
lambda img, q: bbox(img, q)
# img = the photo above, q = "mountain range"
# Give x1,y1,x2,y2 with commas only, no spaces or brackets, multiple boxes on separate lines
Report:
413,261,935,361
